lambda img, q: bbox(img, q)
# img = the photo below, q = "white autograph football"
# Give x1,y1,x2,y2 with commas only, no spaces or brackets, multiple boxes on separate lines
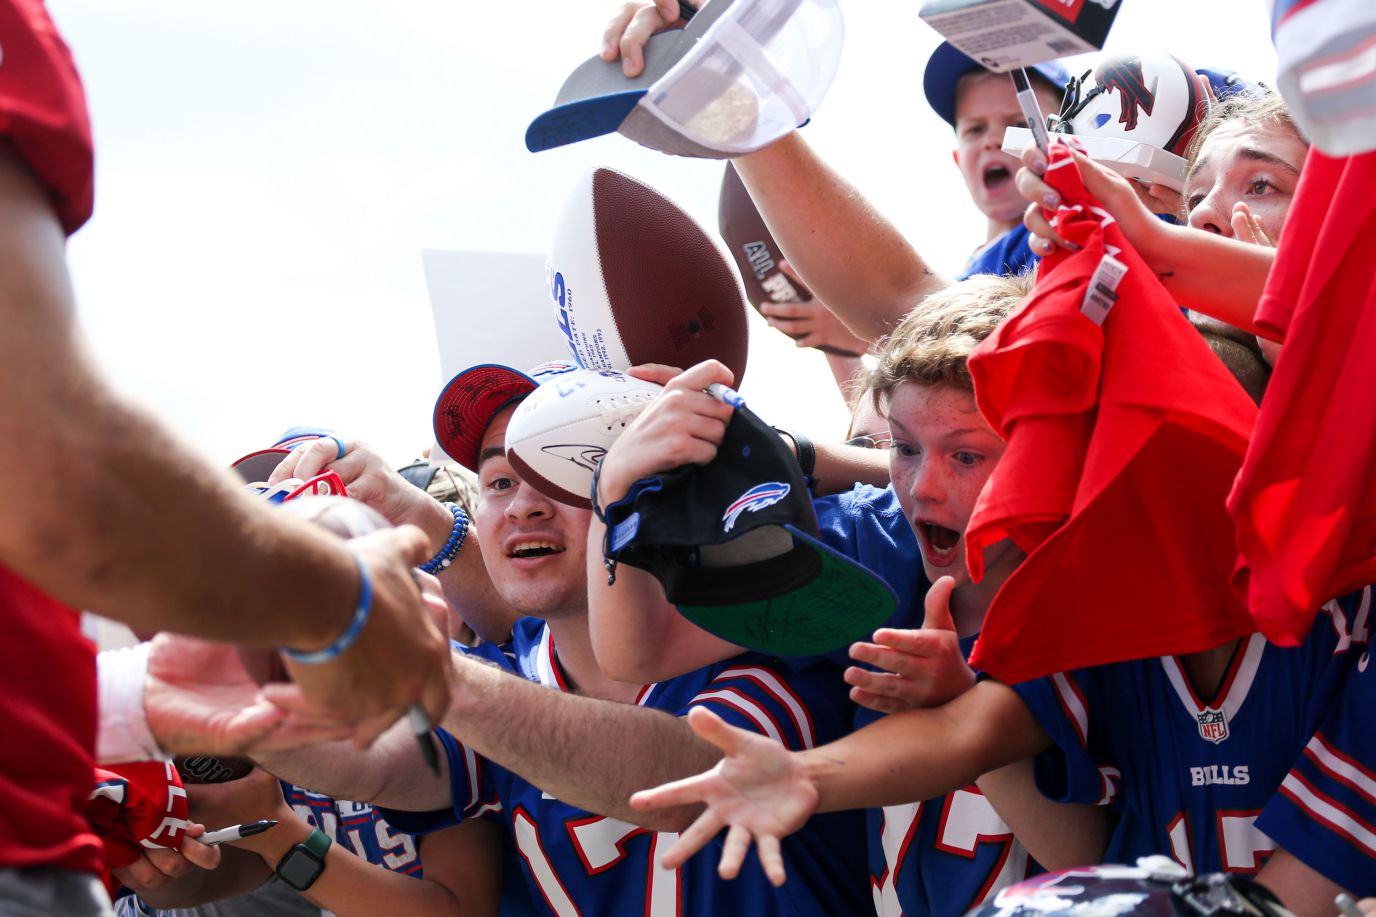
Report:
506,368,663,508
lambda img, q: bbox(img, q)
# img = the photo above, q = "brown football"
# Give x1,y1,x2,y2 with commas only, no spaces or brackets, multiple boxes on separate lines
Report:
717,163,863,357
548,166,750,385
174,754,256,784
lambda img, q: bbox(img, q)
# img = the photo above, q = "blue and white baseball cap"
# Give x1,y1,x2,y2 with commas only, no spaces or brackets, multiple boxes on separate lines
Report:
923,41,1071,127
526,0,844,159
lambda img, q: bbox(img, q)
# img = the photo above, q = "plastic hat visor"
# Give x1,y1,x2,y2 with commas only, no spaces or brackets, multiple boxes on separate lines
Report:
526,0,844,158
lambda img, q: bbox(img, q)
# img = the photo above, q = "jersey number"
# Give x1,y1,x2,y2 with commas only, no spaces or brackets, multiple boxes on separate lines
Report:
873,788,1028,917
513,808,681,916
1167,809,1273,874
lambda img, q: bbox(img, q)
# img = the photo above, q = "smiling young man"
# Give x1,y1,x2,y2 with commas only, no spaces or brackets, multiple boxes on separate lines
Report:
256,361,870,916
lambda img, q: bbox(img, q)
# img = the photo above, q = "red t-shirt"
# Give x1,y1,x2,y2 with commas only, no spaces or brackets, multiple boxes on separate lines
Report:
0,565,100,873
0,2,99,870
1228,148,1376,645
966,144,1258,684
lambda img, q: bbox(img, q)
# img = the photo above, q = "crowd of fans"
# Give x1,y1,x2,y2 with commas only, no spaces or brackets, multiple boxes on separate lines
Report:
2,0,1374,915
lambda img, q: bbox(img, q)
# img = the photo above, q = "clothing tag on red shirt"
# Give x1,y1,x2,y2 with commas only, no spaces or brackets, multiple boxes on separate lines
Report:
1081,253,1127,325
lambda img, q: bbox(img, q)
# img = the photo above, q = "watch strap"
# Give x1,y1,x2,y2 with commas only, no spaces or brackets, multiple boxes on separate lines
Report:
301,827,332,859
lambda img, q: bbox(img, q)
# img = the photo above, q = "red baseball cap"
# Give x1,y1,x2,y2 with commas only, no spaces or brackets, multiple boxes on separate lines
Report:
433,361,579,472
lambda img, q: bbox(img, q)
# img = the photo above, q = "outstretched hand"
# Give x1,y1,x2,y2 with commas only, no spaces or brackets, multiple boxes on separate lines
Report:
630,707,817,886
144,635,352,757
845,576,975,714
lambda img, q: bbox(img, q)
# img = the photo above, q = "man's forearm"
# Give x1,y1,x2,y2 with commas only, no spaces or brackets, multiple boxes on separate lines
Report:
735,133,950,341
444,656,720,831
585,517,741,683
811,441,890,495
0,148,355,650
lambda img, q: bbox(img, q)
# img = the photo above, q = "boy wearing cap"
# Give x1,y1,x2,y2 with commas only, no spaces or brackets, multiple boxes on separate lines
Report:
255,361,871,916
588,274,1111,915
603,3,1065,344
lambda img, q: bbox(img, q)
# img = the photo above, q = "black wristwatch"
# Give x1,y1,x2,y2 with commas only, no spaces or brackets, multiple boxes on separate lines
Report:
275,827,331,891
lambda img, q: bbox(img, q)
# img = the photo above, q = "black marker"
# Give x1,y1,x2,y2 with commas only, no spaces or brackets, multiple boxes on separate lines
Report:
201,819,276,846
410,704,441,775
1010,67,1051,156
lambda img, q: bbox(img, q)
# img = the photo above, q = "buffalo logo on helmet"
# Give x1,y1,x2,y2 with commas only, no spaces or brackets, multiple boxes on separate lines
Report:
722,482,791,533
1096,58,1155,132
1051,50,1208,158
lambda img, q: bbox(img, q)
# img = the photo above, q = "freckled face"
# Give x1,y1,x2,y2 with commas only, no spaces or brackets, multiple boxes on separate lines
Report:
885,382,1008,588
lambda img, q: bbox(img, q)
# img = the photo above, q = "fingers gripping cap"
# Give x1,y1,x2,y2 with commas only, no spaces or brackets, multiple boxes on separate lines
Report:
602,401,896,655
526,0,845,158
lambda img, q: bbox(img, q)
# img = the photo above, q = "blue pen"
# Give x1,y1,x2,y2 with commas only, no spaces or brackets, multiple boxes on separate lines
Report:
706,382,746,409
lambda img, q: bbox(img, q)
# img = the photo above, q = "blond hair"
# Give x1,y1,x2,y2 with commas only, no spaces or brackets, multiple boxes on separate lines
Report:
1184,92,1303,182
867,272,1030,409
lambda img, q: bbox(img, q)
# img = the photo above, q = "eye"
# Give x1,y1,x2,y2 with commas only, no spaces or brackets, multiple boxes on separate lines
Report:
954,451,982,467
1247,178,1274,195
485,475,515,493
890,441,919,459
1184,192,1205,213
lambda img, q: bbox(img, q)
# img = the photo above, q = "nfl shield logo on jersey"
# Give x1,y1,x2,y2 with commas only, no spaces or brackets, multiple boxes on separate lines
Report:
1196,707,1229,744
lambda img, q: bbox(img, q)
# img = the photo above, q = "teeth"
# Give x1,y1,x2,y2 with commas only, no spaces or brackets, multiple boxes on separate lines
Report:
511,541,564,557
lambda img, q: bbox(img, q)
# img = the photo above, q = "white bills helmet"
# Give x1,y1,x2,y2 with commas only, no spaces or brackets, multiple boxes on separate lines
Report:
1049,51,1211,158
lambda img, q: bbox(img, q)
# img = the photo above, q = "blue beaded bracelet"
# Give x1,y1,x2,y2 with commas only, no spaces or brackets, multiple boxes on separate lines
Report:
285,551,373,665
419,503,468,574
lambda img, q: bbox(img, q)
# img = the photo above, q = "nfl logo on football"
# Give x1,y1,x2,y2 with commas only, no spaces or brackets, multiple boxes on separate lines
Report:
1196,708,1229,744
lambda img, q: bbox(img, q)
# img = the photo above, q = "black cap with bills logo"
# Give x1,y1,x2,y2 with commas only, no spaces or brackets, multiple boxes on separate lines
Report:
601,402,896,656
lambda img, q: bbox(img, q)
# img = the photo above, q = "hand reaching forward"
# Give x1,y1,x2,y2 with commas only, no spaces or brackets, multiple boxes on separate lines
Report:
845,576,976,714
145,635,351,757
630,707,817,886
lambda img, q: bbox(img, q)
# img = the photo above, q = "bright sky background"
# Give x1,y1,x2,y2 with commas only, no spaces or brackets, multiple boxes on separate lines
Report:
52,0,1278,471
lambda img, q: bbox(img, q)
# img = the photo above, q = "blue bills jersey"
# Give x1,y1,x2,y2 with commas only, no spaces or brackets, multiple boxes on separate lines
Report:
815,484,1037,915
1014,588,1371,876
282,784,422,877
385,618,869,917
1258,589,1376,896
864,638,1038,917
957,225,1038,281
117,785,429,917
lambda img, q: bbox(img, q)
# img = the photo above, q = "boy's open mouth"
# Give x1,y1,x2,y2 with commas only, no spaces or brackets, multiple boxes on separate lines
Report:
917,521,961,567
983,163,1012,191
